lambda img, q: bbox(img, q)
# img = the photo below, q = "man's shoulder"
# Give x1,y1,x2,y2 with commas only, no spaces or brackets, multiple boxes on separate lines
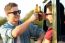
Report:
0,22,10,28
1,20,23,28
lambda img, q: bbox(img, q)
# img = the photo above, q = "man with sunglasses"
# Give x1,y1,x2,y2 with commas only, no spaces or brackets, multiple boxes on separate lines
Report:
0,3,44,43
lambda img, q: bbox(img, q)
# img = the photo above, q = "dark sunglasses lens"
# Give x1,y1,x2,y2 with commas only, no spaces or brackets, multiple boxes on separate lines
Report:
13,10,21,15
7,10,21,15
45,13,52,15
13,11,18,15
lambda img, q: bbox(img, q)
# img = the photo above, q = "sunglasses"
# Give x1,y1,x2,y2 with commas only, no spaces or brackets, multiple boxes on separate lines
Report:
45,13,52,15
7,10,21,15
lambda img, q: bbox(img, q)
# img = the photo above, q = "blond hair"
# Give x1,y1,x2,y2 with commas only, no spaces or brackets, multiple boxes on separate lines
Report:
4,3,18,14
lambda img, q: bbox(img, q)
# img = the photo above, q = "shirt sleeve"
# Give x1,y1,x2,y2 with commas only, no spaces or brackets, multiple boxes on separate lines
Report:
44,27,53,41
0,25,14,38
29,23,44,38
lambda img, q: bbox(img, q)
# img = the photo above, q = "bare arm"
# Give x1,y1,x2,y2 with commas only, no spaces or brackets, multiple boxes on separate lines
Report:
42,39,50,43
12,14,37,38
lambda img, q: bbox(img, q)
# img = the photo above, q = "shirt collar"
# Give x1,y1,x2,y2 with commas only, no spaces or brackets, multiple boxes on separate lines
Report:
7,21,15,27
7,20,22,26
